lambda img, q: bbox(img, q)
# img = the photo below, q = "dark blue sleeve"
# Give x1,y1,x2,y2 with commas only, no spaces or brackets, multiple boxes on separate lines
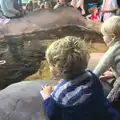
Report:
44,96,59,119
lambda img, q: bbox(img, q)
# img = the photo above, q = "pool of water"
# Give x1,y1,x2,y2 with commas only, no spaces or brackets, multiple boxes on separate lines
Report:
25,40,108,80
0,35,107,89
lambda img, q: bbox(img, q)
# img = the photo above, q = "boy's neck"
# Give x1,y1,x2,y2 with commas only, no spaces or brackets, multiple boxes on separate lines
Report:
63,71,86,81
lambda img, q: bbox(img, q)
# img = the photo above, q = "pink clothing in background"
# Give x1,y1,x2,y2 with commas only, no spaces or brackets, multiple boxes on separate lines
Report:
71,0,85,15
102,0,118,21
76,0,85,15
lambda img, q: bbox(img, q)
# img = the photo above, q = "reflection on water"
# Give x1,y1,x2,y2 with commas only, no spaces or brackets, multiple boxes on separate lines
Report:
0,39,24,62
0,38,45,89
0,36,108,89
0,43,8,55
8,39,24,61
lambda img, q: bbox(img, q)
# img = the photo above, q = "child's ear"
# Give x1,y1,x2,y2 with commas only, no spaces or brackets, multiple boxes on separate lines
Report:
111,33,116,40
49,65,59,78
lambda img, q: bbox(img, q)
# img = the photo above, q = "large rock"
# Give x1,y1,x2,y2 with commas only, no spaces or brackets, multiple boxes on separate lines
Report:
0,7,101,41
0,80,57,120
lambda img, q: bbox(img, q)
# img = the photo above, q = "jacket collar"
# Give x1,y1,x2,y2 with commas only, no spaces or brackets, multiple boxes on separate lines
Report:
107,38,120,47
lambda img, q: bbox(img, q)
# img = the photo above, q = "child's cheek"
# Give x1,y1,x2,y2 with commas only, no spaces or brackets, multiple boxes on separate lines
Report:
103,36,111,44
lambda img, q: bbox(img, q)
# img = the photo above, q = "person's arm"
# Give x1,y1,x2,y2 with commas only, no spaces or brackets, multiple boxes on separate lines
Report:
44,97,59,119
93,48,114,77
5,0,20,15
114,54,120,77
76,0,85,15
41,85,59,119
104,8,118,13
86,14,92,20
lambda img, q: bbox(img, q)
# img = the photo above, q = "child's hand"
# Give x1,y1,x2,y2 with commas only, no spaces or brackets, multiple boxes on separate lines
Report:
58,79,64,84
41,85,53,99
100,71,115,81
103,71,114,76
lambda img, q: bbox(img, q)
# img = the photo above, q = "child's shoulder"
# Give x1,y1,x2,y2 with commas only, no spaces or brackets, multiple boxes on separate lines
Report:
51,70,103,105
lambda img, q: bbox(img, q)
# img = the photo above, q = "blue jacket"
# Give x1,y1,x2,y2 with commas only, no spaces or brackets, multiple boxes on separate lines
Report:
43,70,120,120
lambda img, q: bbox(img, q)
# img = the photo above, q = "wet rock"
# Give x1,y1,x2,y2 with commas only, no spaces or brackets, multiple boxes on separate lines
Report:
0,7,102,41
0,80,57,120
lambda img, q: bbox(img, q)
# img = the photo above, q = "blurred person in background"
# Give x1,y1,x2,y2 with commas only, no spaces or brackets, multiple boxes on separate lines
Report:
101,0,118,21
0,0,24,18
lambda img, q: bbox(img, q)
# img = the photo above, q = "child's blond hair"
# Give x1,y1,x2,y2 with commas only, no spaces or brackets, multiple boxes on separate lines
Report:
101,16,120,38
46,36,90,79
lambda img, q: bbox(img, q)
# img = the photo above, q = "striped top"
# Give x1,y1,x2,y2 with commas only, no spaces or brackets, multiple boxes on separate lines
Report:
43,70,120,120
51,71,92,106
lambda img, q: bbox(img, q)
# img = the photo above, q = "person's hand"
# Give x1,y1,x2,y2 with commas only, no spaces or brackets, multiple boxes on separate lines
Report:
41,85,53,99
58,79,64,84
103,70,114,76
100,71,115,81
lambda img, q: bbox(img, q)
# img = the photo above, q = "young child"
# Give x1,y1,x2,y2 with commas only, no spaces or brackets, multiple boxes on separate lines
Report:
42,36,120,120
86,6,100,21
93,16,120,82
101,0,118,21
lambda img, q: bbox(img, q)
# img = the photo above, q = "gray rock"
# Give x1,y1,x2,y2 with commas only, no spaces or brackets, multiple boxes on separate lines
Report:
0,7,101,39
0,80,57,120
0,79,112,120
